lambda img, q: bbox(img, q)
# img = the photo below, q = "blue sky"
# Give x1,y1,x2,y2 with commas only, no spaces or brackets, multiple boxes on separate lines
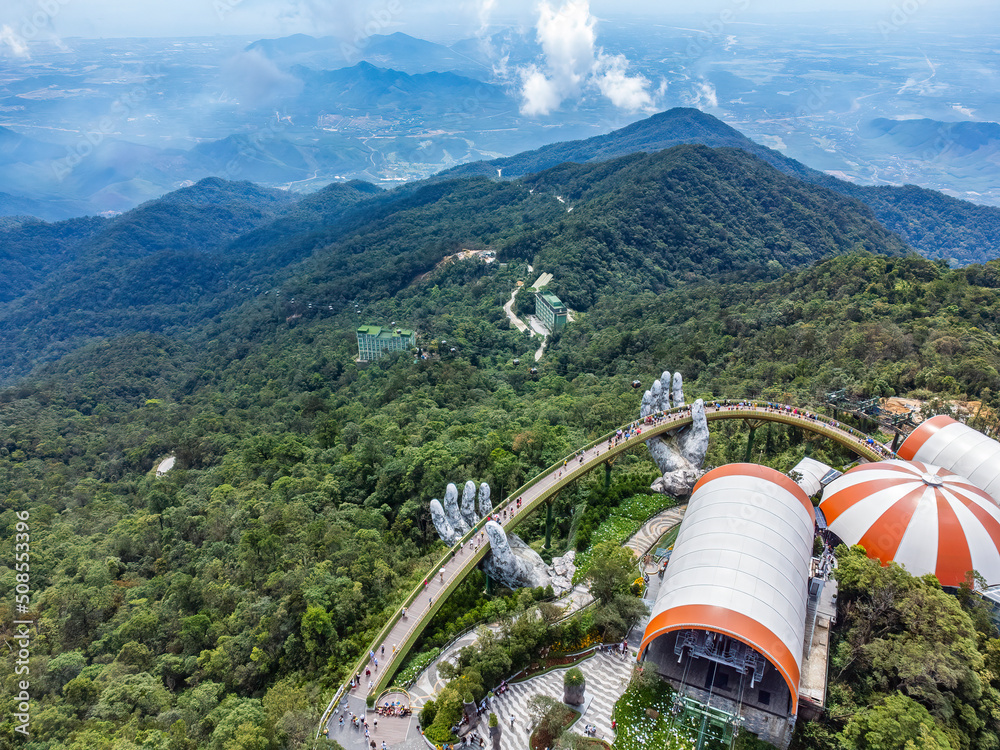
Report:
0,0,994,41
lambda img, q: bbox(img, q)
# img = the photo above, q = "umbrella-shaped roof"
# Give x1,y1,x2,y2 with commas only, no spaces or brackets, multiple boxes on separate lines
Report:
820,459,1000,587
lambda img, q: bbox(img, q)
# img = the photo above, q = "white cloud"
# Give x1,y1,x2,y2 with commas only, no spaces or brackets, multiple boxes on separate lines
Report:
221,48,304,108
520,63,563,116
514,0,657,116
0,24,30,59
478,0,497,34
595,53,654,111
686,79,719,109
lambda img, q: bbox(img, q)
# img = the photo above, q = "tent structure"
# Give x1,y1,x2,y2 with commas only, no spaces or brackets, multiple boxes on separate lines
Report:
640,464,815,714
897,415,1000,504
820,459,1000,587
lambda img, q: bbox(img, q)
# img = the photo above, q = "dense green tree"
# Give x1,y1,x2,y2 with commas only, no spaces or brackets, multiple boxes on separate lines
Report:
585,541,638,605
841,694,954,750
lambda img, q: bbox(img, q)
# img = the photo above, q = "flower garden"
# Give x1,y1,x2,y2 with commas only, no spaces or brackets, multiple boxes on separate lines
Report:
611,674,696,750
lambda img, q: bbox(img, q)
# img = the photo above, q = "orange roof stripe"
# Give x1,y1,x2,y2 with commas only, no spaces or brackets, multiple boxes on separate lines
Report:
693,463,813,517
855,485,924,561
934,490,974,586
639,604,802,712
949,489,1000,545
821,474,914,524
897,414,956,461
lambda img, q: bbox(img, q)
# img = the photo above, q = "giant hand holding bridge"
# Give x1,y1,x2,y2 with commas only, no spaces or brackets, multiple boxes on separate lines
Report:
429,481,575,594
430,481,491,545
640,370,709,495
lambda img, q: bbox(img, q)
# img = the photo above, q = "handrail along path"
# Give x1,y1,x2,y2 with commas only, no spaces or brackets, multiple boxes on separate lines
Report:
316,400,891,734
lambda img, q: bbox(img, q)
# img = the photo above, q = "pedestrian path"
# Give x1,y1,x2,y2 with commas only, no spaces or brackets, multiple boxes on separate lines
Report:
626,506,686,561
484,651,634,750
362,504,686,750
408,627,491,707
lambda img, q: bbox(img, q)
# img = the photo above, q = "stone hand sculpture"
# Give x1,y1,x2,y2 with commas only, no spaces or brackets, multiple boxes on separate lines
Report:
480,521,576,595
428,481,575,594
640,370,709,495
430,481,492,545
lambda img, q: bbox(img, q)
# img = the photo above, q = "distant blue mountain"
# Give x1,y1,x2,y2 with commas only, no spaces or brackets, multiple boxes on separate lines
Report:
246,33,334,57
292,61,511,114
0,125,64,165
245,31,490,77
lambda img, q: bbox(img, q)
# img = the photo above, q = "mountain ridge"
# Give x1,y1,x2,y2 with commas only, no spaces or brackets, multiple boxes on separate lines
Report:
440,107,1000,265
0,143,909,383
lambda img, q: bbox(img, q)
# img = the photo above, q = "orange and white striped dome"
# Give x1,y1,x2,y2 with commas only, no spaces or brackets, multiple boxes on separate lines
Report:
820,460,1000,587
897,415,1000,504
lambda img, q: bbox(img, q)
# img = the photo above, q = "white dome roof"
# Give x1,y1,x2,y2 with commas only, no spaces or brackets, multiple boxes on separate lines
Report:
641,464,815,711
898,415,1000,504
820,459,1000,587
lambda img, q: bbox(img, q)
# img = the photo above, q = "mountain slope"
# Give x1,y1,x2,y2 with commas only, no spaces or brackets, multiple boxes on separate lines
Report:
442,108,813,182
0,178,297,374
0,144,909,382
0,125,65,164
499,145,908,307
290,62,511,114
441,108,1000,265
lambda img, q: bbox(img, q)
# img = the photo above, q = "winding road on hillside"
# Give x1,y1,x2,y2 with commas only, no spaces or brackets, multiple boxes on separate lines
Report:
318,400,893,735
503,290,547,361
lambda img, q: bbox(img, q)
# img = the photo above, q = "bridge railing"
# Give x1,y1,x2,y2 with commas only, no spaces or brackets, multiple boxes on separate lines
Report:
320,398,893,734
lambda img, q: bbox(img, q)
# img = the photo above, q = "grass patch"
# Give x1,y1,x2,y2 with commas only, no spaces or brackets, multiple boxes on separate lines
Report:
574,494,676,581
393,645,441,687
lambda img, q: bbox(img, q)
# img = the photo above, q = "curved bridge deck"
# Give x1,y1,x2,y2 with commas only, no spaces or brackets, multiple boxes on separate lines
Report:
319,400,894,732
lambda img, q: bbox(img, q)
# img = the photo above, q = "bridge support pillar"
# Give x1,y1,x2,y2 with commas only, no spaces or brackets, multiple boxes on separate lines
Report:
544,499,553,550
891,430,901,453
602,454,618,489
744,419,765,463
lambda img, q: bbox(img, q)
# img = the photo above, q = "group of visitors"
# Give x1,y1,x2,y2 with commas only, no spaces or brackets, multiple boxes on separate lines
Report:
376,700,411,717
704,399,898,458
608,424,643,448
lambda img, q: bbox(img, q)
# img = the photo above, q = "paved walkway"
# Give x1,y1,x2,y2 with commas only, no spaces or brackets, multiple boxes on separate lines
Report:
626,506,686,562
319,400,889,738
503,290,531,336
335,504,690,749
488,651,634,749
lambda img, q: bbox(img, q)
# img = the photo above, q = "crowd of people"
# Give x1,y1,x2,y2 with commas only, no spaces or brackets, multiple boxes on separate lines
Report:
375,701,411,717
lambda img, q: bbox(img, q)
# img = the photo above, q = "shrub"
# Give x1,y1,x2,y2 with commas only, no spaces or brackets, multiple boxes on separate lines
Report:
564,668,585,687
424,724,457,744
488,712,498,728
420,699,437,727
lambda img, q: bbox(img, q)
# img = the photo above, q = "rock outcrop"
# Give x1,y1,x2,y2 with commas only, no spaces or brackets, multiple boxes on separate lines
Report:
428,481,575,593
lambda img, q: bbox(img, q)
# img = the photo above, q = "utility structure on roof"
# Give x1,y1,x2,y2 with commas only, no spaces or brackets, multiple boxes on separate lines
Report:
639,464,835,749
534,290,567,332
356,325,415,362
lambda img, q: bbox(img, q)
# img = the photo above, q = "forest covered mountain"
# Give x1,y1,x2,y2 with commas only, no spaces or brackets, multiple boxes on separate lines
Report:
3,132,1000,750
445,108,1000,266
0,144,907,383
